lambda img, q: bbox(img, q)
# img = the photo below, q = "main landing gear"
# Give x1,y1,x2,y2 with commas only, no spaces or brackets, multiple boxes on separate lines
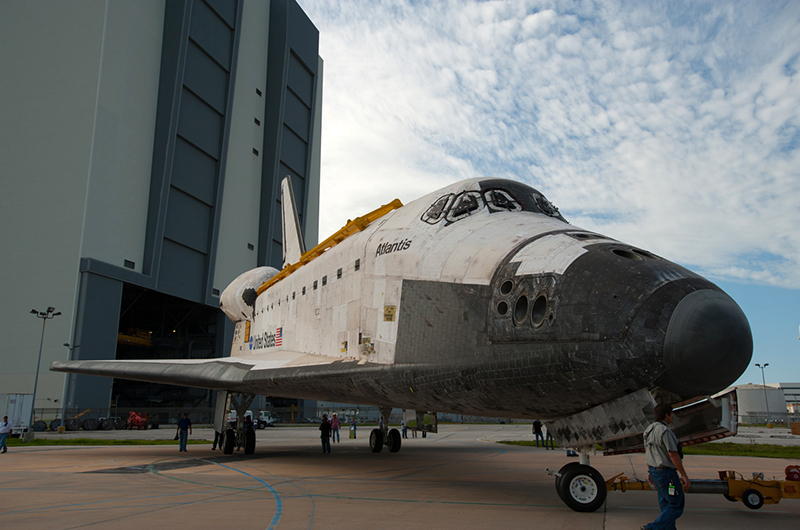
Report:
223,392,257,455
548,451,607,512
369,407,402,453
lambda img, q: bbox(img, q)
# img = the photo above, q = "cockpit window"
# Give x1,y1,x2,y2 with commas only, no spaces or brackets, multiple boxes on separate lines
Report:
480,179,567,223
446,191,483,222
484,189,522,212
421,179,568,225
421,194,452,224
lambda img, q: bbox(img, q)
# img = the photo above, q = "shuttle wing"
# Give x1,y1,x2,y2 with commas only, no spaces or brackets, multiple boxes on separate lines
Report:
51,351,395,397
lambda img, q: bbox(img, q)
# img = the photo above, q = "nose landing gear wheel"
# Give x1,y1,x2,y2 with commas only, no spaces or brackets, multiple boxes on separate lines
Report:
557,464,607,512
555,462,582,502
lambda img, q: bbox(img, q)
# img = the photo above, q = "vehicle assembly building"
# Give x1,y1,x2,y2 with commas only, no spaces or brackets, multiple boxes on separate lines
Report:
0,0,322,425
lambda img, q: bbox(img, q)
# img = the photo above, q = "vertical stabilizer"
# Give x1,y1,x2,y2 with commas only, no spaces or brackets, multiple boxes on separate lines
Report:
281,176,306,267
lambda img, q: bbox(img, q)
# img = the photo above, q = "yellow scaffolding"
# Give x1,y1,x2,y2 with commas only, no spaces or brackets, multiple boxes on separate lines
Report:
257,198,403,296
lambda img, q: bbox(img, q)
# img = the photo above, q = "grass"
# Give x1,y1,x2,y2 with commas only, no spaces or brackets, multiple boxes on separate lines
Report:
498,440,800,460
5,438,208,446
683,442,800,460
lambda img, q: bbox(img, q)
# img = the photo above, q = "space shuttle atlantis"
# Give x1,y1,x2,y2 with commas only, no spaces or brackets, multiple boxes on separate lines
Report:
52,176,752,511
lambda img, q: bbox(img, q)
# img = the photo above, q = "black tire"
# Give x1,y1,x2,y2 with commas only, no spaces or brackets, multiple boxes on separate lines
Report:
723,494,738,502
114,419,127,430
257,421,266,430
65,418,80,431
369,429,384,453
244,429,256,454
33,420,47,432
742,488,764,510
555,462,583,501
82,418,100,431
101,418,115,430
49,419,61,431
388,429,402,452
558,464,607,512
223,428,235,454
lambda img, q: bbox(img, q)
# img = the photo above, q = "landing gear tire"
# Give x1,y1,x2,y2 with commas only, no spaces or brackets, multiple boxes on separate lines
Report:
742,488,764,510
388,429,402,452
244,429,256,454
558,464,606,512
555,462,582,502
223,428,235,454
370,429,384,453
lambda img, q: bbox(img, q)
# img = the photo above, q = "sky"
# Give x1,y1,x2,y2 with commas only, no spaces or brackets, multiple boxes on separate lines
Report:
298,0,800,386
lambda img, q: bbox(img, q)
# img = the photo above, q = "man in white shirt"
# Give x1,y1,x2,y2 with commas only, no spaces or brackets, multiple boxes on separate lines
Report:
0,415,13,453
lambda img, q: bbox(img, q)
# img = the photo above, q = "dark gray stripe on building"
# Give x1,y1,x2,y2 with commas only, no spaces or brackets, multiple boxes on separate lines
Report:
144,0,243,304
259,0,320,269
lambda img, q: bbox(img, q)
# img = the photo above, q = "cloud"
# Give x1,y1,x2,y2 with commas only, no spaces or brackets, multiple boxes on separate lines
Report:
300,0,800,288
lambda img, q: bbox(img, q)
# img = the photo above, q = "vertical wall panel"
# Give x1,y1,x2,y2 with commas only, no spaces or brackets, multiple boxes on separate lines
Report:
172,138,217,205
72,273,123,410
184,42,228,112
190,0,233,69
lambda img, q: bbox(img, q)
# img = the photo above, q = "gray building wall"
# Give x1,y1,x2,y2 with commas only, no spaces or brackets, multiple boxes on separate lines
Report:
0,0,322,420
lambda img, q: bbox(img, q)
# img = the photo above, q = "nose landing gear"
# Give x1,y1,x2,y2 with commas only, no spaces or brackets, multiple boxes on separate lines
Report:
547,449,607,512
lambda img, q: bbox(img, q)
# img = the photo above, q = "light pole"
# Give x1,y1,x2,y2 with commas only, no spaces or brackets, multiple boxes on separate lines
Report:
28,307,61,439
755,363,770,424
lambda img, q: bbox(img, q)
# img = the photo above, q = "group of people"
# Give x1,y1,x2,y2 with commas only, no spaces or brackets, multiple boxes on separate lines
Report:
531,420,554,449
318,412,344,452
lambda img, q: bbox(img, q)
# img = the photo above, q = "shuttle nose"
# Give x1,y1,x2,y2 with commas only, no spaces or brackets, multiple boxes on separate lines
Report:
654,289,752,397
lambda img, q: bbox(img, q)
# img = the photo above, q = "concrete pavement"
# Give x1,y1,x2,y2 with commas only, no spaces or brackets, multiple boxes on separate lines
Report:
1,425,798,529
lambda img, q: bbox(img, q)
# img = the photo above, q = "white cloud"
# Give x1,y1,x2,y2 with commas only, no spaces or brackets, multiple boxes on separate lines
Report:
300,0,800,288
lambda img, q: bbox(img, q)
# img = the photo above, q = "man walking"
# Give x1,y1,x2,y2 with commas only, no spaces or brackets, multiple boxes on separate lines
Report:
330,412,340,443
0,416,12,453
176,412,192,452
642,404,690,530
319,414,332,453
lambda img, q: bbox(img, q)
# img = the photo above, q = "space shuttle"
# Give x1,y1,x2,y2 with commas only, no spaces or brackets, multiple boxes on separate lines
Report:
52,176,752,512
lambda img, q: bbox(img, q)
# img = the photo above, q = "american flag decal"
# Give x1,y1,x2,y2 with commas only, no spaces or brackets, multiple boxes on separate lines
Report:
276,327,283,346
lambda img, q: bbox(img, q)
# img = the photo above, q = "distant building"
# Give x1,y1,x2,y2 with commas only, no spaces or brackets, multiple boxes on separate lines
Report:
0,0,323,424
733,383,790,424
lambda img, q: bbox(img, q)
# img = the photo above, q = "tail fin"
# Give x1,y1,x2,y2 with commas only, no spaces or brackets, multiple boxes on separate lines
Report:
281,176,306,267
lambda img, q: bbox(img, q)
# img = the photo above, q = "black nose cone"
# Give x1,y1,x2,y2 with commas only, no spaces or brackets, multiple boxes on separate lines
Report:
655,289,752,397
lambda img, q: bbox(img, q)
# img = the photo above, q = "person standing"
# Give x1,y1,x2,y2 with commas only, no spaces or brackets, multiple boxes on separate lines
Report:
642,404,690,530
532,420,544,447
401,420,407,439
176,413,192,452
0,416,12,453
319,414,332,453
351,417,357,439
212,429,223,450
330,413,340,443
544,422,555,450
